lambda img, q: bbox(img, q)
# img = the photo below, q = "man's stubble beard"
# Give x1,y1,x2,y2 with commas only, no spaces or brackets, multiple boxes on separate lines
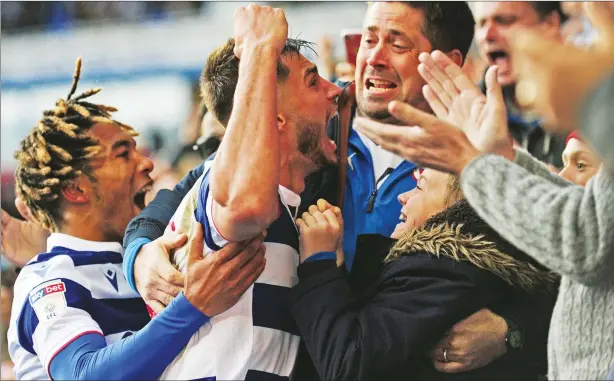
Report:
297,120,335,170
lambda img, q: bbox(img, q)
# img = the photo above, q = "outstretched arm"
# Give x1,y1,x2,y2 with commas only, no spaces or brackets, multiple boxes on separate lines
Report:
461,155,614,286
47,225,265,380
49,294,207,380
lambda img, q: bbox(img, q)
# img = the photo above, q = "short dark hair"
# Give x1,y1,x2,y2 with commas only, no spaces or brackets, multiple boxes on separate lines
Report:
529,1,568,24
200,38,315,126
402,2,476,64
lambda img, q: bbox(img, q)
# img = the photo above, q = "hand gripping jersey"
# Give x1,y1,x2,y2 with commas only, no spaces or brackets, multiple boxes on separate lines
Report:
160,166,302,381
7,234,149,380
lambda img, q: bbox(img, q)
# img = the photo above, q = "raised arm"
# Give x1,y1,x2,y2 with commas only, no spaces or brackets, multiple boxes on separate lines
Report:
209,5,288,241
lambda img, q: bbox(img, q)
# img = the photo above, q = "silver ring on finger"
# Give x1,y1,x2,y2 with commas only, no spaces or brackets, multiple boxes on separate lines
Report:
443,348,449,363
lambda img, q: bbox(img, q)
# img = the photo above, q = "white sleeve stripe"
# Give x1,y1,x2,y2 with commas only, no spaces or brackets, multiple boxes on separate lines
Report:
44,328,103,378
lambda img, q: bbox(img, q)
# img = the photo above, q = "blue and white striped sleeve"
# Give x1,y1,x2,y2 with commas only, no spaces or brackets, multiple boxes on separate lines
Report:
195,172,229,251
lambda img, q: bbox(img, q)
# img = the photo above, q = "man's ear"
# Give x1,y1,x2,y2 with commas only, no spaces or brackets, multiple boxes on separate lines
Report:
60,179,90,204
446,49,464,67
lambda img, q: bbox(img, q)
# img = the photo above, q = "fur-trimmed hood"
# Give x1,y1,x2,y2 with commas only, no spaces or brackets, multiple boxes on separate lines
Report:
386,200,558,293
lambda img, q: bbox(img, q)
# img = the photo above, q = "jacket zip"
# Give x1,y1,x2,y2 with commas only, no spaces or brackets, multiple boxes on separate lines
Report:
366,167,394,213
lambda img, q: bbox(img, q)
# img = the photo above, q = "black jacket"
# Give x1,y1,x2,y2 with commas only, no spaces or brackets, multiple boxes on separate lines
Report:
290,200,558,381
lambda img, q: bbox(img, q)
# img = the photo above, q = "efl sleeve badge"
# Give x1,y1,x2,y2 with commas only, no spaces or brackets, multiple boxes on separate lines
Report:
28,279,68,324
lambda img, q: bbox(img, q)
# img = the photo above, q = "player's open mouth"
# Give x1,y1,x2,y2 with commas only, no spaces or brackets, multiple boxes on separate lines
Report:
365,78,398,94
133,182,153,211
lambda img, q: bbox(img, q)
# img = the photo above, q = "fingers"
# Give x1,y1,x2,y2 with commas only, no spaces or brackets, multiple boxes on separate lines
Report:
322,209,340,230
186,224,203,268
430,347,467,373
353,117,407,156
226,237,266,270
388,101,440,132
430,50,476,93
419,51,468,101
146,300,167,314
158,261,185,287
15,197,35,223
154,278,183,297
433,360,467,373
308,204,320,215
430,346,459,363
301,211,318,227
161,230,189,251
147,288,175,309
236,245,267,286
228,245,266,297
331,206,343,225
316,199,334,213
218,233,265,263
309,209,328,226
418,63,453,107
422,85,448,119
484,66,504,112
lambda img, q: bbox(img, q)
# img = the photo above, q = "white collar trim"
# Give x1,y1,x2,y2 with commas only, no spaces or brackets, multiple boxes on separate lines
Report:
279,185,301,207
46,233,124,254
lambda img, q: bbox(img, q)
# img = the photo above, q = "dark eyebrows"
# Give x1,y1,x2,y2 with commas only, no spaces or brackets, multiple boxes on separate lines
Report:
111,139,134,152
367,25,410,41
303,65,319,84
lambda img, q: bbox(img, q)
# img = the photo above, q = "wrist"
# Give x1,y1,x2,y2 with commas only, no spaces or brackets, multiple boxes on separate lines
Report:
457,144,481,175
303,251,337,264
297,258,337,279
301,248,337,263
182,289,212,318
240,42,282,62
167,292,210,325
501,316,524,354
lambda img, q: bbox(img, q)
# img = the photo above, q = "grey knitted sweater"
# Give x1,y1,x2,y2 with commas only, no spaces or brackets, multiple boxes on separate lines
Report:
460,150,614,380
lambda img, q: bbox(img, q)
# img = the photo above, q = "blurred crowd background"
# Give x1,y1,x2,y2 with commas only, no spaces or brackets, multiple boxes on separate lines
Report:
0,1,600,378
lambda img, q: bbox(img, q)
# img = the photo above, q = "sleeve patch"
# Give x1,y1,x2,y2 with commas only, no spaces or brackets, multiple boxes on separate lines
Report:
28,280,68,324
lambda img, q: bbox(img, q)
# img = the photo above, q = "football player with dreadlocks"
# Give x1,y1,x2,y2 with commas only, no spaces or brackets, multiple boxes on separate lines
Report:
7,58,266,380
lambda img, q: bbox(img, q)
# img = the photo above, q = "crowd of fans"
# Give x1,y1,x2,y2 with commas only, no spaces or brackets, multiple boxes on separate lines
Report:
0,1,205,33
1,1,613,380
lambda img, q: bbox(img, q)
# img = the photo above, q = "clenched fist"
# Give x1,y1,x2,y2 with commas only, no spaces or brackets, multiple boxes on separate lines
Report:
296,199,343,264
233,4,288,60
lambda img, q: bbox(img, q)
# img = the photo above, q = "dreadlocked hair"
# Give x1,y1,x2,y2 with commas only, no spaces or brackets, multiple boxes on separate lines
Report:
14,57,138,232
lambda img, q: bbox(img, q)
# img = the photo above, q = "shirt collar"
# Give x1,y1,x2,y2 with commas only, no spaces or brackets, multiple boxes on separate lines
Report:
279,185,301,207
46,233,124,254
